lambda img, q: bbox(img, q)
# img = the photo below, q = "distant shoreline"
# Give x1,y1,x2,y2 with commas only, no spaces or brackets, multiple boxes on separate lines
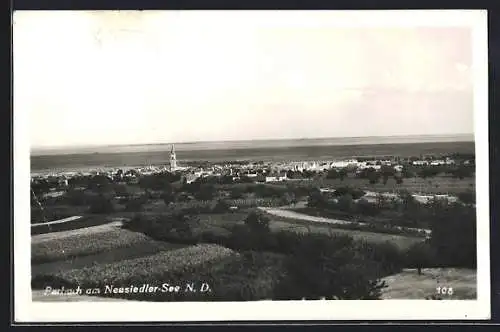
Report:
31,134,474,157
30,140,475,173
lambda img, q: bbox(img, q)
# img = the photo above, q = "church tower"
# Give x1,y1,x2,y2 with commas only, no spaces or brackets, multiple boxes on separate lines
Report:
169,144,177,172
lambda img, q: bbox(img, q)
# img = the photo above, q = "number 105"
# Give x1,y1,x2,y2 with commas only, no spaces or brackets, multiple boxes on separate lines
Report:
436,286,454,295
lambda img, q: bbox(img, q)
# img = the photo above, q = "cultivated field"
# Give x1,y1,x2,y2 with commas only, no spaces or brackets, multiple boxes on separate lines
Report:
290,175,475,195
31,227,187,265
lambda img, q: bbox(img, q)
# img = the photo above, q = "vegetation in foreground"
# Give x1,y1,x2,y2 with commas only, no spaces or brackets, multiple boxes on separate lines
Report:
31,155,477,301
32,228,165,264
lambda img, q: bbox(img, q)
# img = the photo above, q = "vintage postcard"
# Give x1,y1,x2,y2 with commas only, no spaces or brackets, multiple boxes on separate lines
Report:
13,9,490,322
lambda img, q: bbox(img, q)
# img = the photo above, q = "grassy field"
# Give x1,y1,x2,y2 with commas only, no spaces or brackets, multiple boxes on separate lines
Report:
31,215,121,235
32,240,188,276
198,212,423,250
268,219,423,250
32,227,167,264
381,268,477,299
32,244,240,299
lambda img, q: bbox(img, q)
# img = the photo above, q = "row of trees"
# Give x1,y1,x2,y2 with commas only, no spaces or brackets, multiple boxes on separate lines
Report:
307,186,477,229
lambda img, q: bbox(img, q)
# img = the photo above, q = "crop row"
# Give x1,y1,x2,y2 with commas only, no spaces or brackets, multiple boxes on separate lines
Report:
32,229,155,264
32,244,240,291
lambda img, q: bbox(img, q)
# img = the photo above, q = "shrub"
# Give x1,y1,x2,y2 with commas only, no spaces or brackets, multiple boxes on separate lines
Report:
457,191,475,205
88,195,115,214
212,200,230,213
404,242,437,274
244,210,270,234
274,241,388,300
124,195,148,212
428,203,476,268
355,198,380,216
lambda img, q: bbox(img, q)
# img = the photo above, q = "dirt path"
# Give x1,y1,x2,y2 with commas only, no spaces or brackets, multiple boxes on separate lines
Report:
259,206,431,235
31,216,82,227
31,219,125,244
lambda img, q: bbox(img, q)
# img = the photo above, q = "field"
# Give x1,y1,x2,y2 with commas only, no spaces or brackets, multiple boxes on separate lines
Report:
31,215,122,235
267,219,423,250
287,175,475,195
381,268,477,299
31,227,187,264
31,141,474,171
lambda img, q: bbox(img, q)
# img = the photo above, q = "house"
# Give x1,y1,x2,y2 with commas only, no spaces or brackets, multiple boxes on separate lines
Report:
393,165,404,172
430,160,446,166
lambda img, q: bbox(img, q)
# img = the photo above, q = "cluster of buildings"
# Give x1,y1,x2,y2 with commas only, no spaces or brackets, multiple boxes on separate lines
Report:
31,145,468,191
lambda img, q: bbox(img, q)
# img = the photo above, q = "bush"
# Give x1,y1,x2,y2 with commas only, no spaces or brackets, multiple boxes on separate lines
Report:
404,242,437,274
64,189,94,206
457,191,475,205
274,237,389,300
124,195,148,212
355,198,380,216
332,187,365,200
336,194,354,212
88,195,115,214
212,200,230,213
244,210,270,234
123,212,201,245
428,203,476,268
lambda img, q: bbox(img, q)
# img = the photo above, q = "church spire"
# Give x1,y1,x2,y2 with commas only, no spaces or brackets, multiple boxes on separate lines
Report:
170,144,177,171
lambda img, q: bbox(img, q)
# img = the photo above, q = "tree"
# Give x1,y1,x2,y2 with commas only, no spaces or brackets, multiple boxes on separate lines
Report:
274,238,388,300
376,193,388,209
31,180,51,195
402,167,416,179
194,184,216,201
326,169,339,179
338,168,348,181
380,165,395,177
213,199,230,213
280,192,294,206
337,194,354,212
125,195,148,212
398,190,416,211
244,210,270,233
230,187,245,199
428,203,476,268
356,198,380,216
368,171,381,184
405,242,436,275
64,189,91,206
457,191,475,205
114,184,131,198
88,194,115,214
161,189,176,206
307,188,326,208
451,165,474,179
418,167,440,180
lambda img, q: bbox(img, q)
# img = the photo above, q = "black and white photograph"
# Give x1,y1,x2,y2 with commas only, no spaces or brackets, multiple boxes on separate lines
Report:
14,9,490,321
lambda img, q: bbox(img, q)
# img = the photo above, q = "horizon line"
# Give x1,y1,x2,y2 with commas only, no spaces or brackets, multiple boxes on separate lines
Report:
31,132,474,151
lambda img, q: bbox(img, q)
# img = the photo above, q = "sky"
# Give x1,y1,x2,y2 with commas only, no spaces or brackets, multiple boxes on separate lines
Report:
13,11,477,149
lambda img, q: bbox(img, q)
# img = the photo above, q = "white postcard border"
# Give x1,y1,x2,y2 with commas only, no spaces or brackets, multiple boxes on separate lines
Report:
14,9,490,322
